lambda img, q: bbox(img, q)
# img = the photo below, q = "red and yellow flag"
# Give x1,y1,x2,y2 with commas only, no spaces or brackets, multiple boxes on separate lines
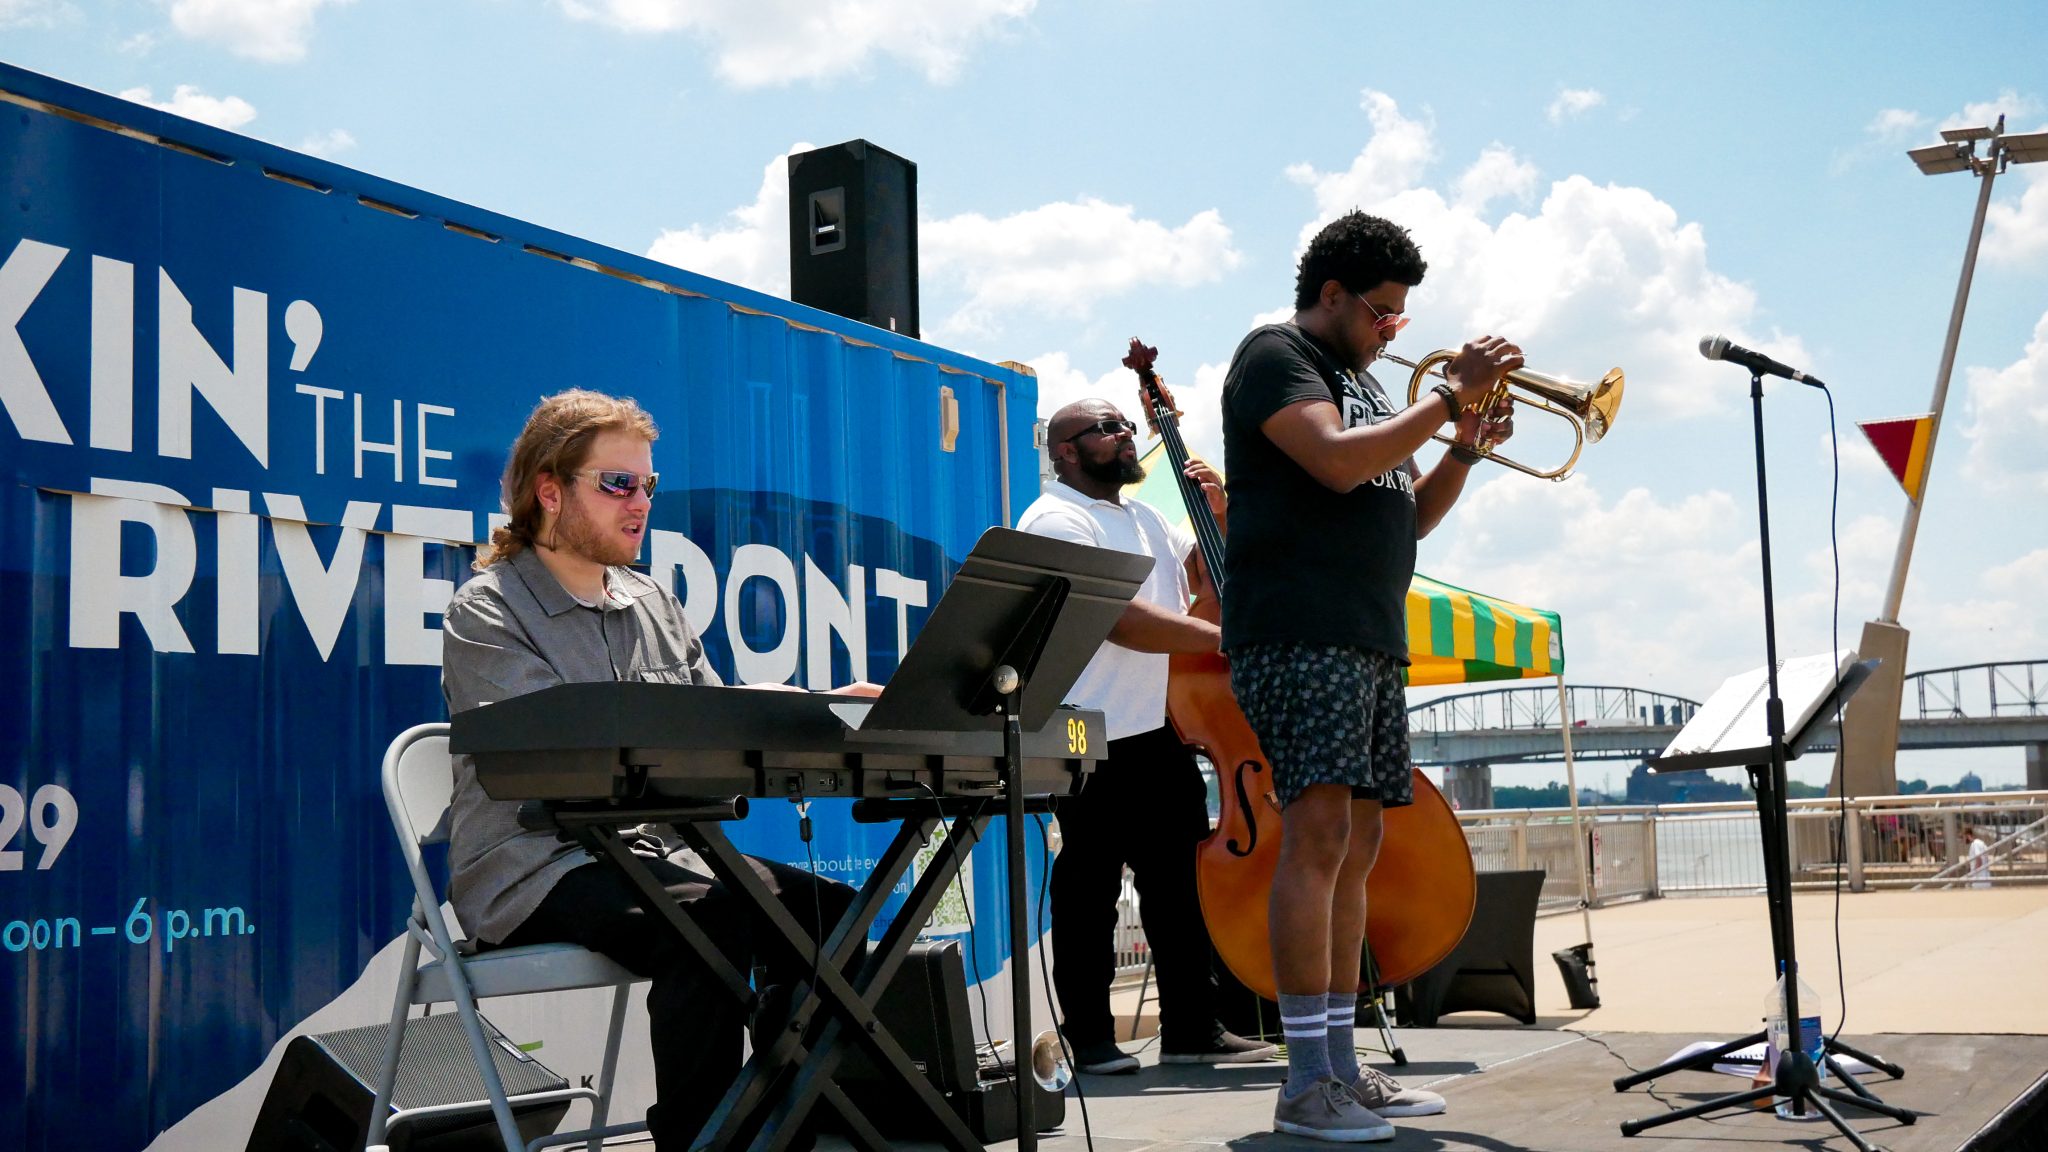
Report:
1858,414,1936,502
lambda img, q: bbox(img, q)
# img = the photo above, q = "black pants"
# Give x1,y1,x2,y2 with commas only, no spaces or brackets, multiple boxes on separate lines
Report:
1049,724,1219,1049
502,851,856,1150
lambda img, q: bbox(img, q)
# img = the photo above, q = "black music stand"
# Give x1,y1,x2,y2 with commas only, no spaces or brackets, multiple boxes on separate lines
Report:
606,526,1147,1152
1613,362,1915,1152
850,526,1151,1152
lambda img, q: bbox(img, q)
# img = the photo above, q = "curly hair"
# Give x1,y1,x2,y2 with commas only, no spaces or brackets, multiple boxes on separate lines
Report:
476,389,659,569
1293,211,1428,310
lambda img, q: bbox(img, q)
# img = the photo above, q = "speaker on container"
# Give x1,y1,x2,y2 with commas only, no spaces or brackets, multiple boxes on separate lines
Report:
245,1012,571,1152
787,139,919,338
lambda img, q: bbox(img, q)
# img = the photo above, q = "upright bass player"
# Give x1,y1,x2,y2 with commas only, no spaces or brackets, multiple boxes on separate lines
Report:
1018,399,1278,1076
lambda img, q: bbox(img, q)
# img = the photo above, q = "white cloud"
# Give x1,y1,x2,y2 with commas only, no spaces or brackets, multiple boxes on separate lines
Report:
298,128,355,158
1024,350,1131,424
117,84,256,129
1940,88,2045,134
556,0,1033,87
1959,309,2048,492
0,0,74,28
1917,547,2048,661
922,199,1240,341
1831,427,1895,487
1866,108,1926,140
1427,473,1769,690
1453,145,1539,214
168,0,352,63
645,144,804,297
1285,90,1437,211
646,146,1240,339
1546,87,1604,125
1285,91,1782,422
1025,348,1229,481
1985,166,2048,268
1983,547,2048,599
1790,513,1896,629
1249,303,1293,328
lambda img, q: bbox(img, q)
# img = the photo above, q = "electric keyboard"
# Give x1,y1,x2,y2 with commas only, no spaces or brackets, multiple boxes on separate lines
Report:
450,681,1105,803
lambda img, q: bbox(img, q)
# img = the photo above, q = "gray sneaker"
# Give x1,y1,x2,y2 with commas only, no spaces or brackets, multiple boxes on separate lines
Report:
1351,1065,1446,1117
1272,1078,1395,1142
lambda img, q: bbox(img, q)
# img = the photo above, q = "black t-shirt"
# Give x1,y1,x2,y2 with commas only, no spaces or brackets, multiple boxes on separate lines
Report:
1219,323,1417,659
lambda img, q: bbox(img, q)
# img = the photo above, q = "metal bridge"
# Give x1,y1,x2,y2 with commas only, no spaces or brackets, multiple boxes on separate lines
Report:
1408,659,2048,766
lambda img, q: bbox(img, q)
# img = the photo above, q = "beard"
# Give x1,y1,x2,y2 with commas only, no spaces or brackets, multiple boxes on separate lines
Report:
552,496,640,567
1079,450,1146,487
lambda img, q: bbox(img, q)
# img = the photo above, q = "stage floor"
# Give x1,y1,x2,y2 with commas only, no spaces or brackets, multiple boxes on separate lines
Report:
802,1028,2048,1152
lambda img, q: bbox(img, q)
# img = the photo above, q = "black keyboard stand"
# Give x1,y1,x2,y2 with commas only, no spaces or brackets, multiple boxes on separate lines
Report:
543,794,1055,1152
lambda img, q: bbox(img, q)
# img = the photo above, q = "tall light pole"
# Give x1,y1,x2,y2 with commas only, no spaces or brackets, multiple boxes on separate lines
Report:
1838,116,2048,797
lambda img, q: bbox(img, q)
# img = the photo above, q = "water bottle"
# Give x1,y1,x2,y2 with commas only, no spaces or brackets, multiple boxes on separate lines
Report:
1766,962,1824,1121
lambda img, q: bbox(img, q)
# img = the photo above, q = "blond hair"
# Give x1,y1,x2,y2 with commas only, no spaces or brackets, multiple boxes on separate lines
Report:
477,389,659,569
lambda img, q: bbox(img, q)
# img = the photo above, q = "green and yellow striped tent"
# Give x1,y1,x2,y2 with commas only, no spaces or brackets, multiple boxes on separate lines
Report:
1129,443,1563,688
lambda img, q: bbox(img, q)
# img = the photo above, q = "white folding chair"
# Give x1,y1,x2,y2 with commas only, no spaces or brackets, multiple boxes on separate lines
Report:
366,722,649,1152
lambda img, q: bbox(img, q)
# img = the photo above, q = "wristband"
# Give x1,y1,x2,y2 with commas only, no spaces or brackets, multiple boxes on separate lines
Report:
1431,382,1461,421
1449,444,1485,465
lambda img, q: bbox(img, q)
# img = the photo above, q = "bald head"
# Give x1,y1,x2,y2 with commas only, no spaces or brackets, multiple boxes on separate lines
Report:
1047,398,1127,446
1047,397,1144,493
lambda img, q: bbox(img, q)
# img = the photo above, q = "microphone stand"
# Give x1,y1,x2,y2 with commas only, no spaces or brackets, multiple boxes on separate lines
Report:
1615,371,1915,1150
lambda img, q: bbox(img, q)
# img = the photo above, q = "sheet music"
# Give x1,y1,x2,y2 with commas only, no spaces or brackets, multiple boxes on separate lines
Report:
1657,1039,1872,1079
1663,649,1856,758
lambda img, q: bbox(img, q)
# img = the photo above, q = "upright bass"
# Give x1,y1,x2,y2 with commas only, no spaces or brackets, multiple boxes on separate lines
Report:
1121,339,1476,1000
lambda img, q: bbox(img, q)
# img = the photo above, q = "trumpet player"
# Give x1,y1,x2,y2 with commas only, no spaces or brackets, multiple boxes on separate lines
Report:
1219,210,1515,1142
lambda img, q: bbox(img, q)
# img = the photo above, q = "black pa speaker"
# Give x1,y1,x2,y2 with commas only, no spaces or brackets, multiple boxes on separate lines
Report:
827,940,1064,1142
787,139,919,338
245,1012,571,1152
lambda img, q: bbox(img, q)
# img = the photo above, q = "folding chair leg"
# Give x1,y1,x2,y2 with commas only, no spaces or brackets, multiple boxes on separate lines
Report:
366,932,423,1146
439,951,531,1152
586,983,632,1152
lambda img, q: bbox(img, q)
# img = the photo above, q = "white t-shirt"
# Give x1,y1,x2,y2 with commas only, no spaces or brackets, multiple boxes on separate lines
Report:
1016,480,1194,740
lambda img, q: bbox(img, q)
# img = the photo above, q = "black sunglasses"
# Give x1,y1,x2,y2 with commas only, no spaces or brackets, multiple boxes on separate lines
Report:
1061,419,1137,444
577,469,660,498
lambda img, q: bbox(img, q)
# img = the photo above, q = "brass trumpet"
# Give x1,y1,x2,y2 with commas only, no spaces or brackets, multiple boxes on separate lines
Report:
1386,349,1625,481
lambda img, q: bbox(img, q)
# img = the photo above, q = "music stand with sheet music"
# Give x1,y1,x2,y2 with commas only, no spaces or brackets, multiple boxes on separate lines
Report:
708,525,1151,1152
1611,359,1916,1152
1614,661,1915,1142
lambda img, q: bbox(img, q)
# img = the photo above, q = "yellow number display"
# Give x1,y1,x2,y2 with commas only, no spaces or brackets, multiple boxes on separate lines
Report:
1065,716,1088,755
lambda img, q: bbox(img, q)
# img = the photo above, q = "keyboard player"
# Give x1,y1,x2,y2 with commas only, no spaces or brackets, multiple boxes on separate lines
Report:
441,388,864,1150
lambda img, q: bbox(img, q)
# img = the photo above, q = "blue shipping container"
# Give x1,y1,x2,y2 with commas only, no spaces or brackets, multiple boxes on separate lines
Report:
0,62,1049,1151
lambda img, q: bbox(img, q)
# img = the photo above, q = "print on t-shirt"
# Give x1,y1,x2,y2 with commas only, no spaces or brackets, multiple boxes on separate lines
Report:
1346,372,1416,496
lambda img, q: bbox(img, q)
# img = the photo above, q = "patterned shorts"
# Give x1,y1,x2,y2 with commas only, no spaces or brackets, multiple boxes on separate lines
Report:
1228,642,1412,810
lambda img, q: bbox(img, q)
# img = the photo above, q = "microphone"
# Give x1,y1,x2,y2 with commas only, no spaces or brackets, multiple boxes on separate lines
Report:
1699,335,1825,387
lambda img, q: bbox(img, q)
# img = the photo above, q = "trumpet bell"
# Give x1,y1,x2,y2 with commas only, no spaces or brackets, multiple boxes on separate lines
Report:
1576,367,1625,444
1518,363,1625,443
1393,350,1626,480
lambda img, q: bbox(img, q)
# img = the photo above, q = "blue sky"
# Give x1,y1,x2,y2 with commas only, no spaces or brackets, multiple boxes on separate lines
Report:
5,0,2045,786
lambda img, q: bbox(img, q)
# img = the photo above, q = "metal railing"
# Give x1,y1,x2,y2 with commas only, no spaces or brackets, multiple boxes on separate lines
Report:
1457,790,2048,899
1103,790,2047,974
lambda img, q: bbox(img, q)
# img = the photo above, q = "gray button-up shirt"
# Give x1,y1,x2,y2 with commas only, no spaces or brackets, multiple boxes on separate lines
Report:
441,545,720,944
